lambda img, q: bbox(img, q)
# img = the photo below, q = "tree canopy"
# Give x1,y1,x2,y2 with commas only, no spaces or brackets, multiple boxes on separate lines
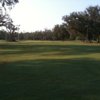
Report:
0,0,18,7
0,0,19,41
63,5,100,42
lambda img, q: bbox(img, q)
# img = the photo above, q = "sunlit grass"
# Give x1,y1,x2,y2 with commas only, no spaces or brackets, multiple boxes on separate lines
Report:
0,52,100,62
0,40,100,62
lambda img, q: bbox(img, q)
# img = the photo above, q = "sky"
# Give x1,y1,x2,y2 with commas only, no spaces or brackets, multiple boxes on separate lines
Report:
9,0,100,32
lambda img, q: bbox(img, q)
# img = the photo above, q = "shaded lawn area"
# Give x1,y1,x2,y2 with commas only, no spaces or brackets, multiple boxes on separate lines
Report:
0,41,100,100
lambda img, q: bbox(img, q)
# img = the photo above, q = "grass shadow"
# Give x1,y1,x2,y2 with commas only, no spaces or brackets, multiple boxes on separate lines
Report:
0,43,100,56
0,58,100,100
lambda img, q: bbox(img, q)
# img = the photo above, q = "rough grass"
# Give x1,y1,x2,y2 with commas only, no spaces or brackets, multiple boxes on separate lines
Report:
0,40,100,100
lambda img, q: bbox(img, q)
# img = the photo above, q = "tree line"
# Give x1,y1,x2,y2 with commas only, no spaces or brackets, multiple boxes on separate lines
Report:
0,1,100,42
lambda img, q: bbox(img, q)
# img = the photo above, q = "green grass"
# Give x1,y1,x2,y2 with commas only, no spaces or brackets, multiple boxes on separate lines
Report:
0,40,100,100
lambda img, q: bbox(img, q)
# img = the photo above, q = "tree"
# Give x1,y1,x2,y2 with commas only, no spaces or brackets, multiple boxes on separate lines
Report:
62,12,84,40
5,17,19,41
85,5,100,42
0,29,7,40
53,24,69,40
62,5,100,42
0,0,19,41
0,0,18,7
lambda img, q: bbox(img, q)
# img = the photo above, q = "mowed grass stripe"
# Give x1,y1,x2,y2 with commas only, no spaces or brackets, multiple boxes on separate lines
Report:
0,41,100,100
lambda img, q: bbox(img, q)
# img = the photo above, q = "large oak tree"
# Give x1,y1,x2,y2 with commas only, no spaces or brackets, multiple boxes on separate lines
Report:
63,5,100,42
0,0,19,41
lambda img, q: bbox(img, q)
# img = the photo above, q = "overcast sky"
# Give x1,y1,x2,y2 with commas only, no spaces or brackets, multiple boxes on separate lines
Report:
9,0,100,32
